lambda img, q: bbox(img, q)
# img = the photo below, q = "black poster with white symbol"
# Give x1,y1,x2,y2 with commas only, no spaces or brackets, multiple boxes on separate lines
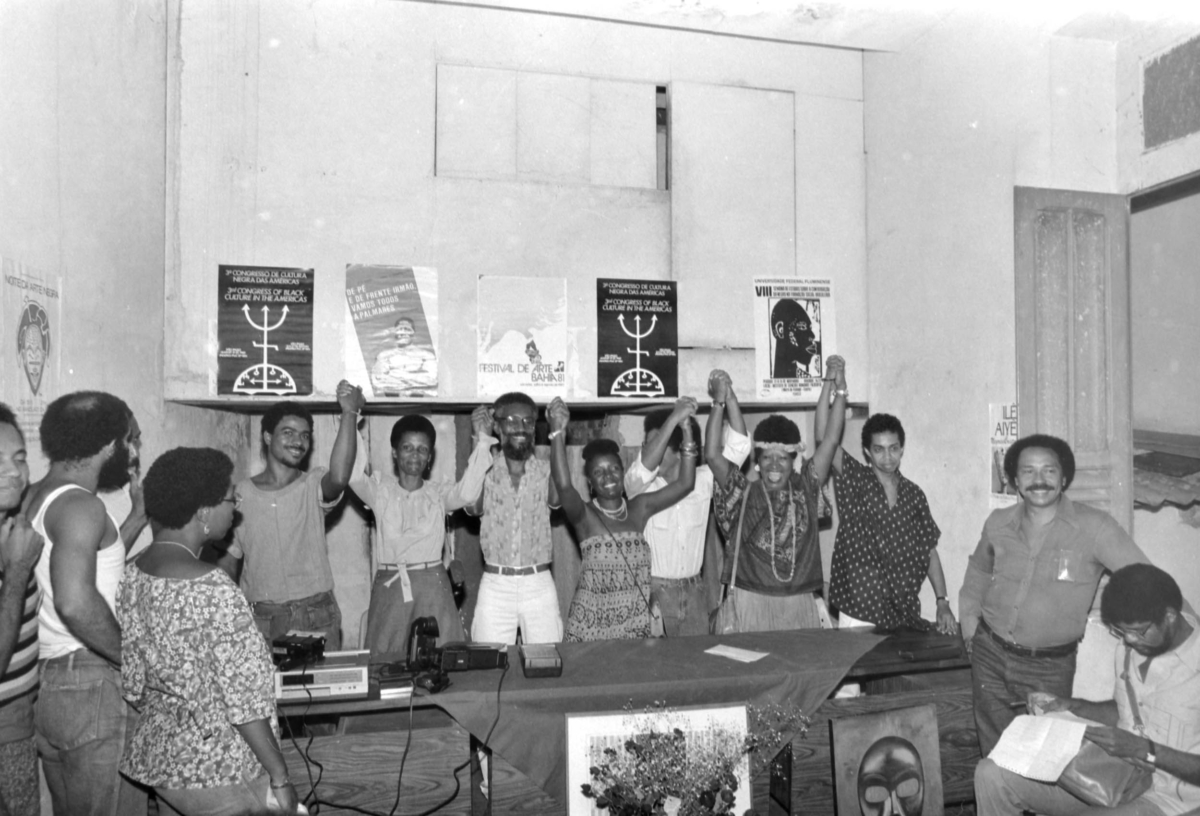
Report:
596,279,678,398
217,265,314,396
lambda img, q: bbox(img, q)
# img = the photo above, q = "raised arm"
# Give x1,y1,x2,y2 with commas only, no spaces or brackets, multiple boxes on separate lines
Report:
814,355,846,473
0,516,42,676
45,494,123,665
445,406,498,511
322,380,367,502
638,397,697,474
547,398,586,525
808,360,847,483
705,370,744,489
633,398,700,518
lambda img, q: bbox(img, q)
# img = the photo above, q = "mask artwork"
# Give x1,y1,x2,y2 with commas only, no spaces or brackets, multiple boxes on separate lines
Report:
858,736,925,816
832,704,944,816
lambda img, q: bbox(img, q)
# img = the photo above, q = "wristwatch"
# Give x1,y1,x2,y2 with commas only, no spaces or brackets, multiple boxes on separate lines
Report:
1145,740,1158,767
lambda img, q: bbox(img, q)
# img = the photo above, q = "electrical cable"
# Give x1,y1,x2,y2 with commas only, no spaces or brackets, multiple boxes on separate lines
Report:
412,661,509,816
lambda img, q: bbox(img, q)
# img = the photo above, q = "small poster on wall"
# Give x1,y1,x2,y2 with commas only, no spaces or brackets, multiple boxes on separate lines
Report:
346,265,438,398
217,265,314,396
753,277,835,401
477,276,567,399
596,279,678,399
990,402,1019,509
2,257,62,459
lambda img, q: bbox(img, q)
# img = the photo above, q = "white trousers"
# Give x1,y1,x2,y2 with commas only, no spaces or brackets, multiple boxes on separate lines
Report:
471,571,563,645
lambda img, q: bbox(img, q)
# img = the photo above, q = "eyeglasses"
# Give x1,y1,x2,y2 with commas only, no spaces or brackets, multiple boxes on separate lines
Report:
1108,621,1155,641
498,416,536,432
220,494,243,509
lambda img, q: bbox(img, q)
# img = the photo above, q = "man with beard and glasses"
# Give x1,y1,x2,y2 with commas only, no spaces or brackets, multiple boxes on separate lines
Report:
975,564,1200,816
466,392,563,644
218,381,365,651
22,391,147,815
958,433,1151,756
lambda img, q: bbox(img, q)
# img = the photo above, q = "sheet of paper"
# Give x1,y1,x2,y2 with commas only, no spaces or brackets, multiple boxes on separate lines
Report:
705,644,769,663
988,712,1092,782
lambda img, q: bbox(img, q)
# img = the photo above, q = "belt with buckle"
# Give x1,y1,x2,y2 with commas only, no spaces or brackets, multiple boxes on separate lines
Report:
978,619,1078,659
378,560,441,572
484,563,551,576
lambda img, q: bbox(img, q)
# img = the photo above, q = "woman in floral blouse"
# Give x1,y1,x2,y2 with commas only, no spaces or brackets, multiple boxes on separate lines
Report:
118,447,299,815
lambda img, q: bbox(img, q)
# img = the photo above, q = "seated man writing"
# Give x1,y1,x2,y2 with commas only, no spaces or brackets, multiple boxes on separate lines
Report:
975,563,1200,816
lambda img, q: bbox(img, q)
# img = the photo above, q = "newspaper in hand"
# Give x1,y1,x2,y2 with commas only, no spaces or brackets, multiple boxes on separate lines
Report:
988,712,1094,782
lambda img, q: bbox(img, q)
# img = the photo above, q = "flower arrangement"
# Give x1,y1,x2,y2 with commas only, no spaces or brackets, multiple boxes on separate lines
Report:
580,701,810,816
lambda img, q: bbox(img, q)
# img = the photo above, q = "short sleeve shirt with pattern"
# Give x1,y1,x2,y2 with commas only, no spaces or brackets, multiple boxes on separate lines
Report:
479,453,553,568
118,566,277,789
828,451,940,630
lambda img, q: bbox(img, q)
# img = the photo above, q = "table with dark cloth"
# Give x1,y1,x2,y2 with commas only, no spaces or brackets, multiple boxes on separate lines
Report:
428,628,886,805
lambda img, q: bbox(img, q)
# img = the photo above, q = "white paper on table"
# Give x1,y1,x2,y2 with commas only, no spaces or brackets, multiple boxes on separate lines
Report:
988,712,1093,782
705,644,769,663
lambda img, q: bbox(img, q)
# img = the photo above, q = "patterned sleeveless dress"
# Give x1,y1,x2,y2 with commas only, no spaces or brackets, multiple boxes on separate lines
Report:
565,530,652,641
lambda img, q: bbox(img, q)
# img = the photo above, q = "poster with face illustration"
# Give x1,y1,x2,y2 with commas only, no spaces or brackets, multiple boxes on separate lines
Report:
753,277,835,402
345,265,438,399
2,256,62,459
832,704,943,816
477,276,567,399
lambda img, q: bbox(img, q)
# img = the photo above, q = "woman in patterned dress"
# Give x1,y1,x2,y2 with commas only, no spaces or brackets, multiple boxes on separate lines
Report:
547,397,698,641
118,448,300,815
705,368,846,633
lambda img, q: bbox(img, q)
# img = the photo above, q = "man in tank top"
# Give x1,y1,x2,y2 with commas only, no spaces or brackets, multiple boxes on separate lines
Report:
23,391,146,816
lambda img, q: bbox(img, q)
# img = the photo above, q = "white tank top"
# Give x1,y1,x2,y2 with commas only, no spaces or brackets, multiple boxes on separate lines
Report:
31,484,127,660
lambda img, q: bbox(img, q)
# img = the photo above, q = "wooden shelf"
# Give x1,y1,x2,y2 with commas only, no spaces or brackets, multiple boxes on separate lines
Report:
170,397,870,417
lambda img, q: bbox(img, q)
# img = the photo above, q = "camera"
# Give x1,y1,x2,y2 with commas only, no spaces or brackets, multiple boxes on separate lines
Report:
407,617,508,675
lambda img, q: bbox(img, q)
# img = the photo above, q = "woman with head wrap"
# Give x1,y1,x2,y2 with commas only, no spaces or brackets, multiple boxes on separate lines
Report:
705,368,846,632
118,447,300,814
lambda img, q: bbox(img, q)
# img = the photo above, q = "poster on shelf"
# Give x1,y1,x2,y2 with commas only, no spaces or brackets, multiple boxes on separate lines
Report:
596,279,677,399
477,276,567,399
752,277,834,401
345,265,438,398
990,402,1020,509
2,256,62,461
217,265,313,396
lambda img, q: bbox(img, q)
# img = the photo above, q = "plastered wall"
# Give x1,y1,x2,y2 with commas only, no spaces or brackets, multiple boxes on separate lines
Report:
166,0,868,403
864,12,1121,616
0,0,247,478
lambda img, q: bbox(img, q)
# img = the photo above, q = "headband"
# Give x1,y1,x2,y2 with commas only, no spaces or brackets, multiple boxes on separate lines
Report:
754,441,804,454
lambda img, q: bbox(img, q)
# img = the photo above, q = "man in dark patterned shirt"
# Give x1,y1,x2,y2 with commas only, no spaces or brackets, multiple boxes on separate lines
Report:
817,358,956,634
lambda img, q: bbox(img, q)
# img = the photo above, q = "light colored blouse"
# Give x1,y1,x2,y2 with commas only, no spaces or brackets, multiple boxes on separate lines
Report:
350,436,494,591
119,566,276,789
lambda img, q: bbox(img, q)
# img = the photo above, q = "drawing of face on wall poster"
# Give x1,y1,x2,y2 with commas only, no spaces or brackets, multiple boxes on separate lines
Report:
477,276,567,399
217,265,314,396
2,256,62,457
596,279,678,398
831,704,943,816
345,265,438,398
753,277,835,402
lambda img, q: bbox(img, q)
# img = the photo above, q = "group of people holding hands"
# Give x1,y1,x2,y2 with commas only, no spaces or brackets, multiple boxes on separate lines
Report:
3,350,1197,816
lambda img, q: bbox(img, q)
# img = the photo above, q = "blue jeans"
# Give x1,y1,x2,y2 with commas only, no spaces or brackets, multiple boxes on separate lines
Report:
650,575,709,637
155,773,274,816
969,627,1076,756
252,589,342,651
35,650,147,816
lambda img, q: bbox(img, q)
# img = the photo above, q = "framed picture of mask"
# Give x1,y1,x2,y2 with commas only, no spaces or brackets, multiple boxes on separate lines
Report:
831,704,943,816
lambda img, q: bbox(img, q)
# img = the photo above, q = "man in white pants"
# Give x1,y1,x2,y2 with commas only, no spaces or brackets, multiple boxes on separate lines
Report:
468,392,563,644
